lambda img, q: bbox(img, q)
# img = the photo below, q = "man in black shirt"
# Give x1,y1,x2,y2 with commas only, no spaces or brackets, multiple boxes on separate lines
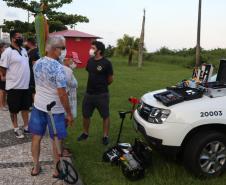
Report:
78,41,113,145
25,37,40,102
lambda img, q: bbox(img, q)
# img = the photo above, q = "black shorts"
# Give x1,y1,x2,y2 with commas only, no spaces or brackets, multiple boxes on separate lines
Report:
7,89,32,113
82,93,110,119
0,81,5,90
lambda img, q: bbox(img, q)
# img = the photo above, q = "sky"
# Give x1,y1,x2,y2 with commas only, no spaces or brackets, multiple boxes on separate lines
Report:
0,0,226,52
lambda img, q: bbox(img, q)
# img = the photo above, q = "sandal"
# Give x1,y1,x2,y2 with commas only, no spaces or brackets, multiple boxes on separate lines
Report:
52,173,60,179
63,148,72,157
31,166,42,176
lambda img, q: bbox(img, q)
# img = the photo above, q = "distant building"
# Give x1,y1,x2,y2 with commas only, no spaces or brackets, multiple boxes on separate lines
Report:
49,29,100,68
0,27,10,43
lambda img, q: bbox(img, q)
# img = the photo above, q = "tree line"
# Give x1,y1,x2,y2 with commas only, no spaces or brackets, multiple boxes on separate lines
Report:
105,35,226,67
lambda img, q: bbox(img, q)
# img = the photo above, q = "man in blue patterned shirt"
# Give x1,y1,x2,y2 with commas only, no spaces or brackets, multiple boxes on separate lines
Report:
28,35,73,177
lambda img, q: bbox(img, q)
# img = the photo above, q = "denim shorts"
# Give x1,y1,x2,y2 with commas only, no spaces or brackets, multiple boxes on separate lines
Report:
28,106,67,139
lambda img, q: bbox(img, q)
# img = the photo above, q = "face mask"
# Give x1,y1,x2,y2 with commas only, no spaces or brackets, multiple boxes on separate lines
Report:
15,38,23,47
89,49,95,57
58,49,67,64
69,62,76,69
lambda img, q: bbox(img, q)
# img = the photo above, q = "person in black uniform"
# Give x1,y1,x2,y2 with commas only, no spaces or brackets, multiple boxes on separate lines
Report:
77,41,114,145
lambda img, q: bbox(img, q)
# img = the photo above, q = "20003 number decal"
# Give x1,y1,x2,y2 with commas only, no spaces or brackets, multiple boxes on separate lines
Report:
200,111,223,117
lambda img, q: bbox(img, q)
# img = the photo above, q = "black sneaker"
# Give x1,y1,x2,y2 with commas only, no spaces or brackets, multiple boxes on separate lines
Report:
102,136,109,145
77,133,88,141
14,128,24,139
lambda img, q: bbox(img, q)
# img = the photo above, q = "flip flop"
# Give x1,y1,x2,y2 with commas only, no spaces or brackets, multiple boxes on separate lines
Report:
31,166,42,176
63,147,71,152
63,148,72,157
52,173,60,179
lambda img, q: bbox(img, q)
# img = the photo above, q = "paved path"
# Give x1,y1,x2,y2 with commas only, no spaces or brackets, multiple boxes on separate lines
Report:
0,109,83,185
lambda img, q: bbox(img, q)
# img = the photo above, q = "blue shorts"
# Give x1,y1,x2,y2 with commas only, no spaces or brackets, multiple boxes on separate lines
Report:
28,107,67,140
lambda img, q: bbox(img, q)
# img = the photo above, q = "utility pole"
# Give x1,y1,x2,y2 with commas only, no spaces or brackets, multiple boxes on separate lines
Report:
138,9,146,68
195,0,202,67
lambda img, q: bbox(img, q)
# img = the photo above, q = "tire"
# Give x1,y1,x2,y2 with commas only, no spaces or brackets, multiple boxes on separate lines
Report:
183,130,226,177
56,159,78,184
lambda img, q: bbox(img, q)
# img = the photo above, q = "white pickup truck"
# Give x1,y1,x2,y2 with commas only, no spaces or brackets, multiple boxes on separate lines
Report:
134,60,226,177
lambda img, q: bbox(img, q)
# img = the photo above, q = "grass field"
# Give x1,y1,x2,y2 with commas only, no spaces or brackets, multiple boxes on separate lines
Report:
66,57,226,185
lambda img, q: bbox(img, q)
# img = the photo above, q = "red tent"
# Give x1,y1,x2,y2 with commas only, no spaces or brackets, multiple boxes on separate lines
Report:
49,30,100,68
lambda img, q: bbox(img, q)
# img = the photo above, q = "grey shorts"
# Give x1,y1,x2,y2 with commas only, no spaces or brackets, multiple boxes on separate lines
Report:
82,93,110,119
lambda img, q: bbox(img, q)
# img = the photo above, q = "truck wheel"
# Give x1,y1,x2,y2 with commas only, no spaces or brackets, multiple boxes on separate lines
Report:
183,131,226,177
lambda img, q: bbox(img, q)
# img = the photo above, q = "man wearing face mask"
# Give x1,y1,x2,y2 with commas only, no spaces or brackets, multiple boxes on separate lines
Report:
28,35,73,177
77,41,113,145
58,48,67,64
0,30,31,139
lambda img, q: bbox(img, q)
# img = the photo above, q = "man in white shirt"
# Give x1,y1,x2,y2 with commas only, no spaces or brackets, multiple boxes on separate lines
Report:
0,30,31,139
28,35,73,177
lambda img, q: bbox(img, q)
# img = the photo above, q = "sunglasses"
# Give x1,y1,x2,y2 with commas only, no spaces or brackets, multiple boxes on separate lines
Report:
56,46,66,50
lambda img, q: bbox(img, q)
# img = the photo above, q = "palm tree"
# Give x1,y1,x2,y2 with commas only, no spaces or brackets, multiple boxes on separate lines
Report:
116,34,139,65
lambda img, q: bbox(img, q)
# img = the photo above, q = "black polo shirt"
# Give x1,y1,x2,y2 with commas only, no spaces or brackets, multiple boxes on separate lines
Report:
86,57,113,95
28,48,40,87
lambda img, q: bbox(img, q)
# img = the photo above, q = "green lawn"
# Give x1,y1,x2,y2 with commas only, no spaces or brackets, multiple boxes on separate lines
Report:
66,58,226,185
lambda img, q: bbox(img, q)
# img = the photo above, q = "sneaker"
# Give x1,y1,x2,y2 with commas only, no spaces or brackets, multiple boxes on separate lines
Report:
102,136,109,145
14,128,24,139
77,133,88,141
0,106,8,111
